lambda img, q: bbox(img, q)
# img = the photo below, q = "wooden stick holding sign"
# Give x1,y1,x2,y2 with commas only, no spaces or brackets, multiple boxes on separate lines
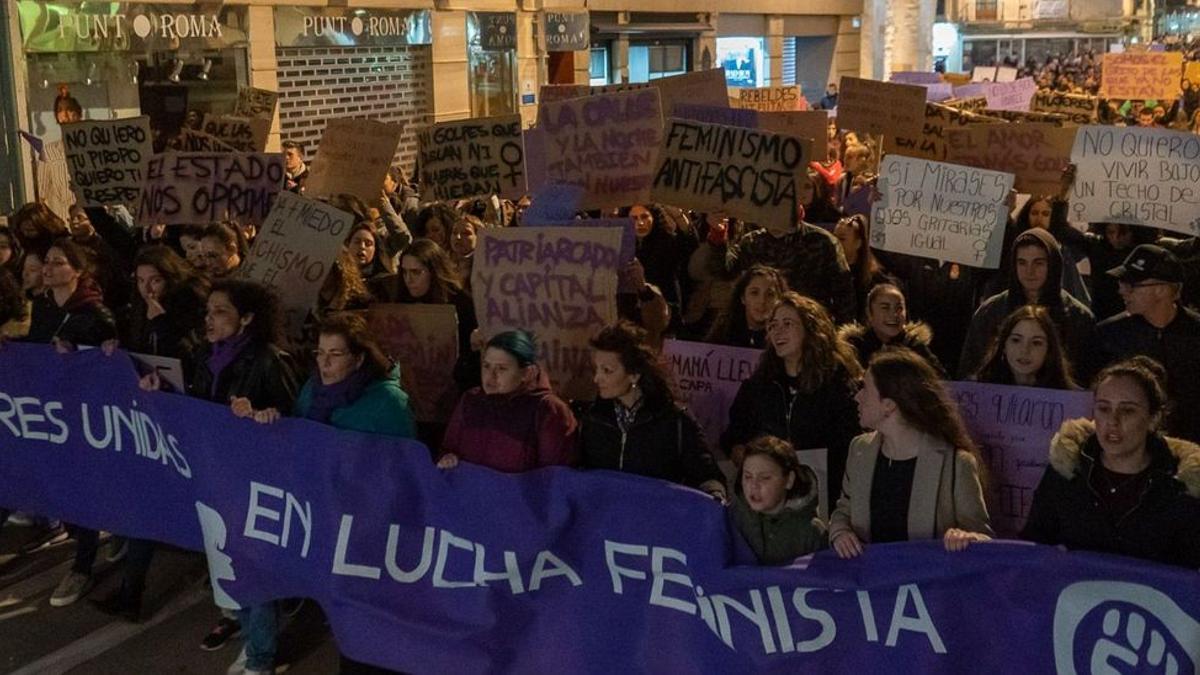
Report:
945,123,1076,196
62,116,153,208
871,154,1013,268
651,118,807,234
418,115,525,201
836,76,926,138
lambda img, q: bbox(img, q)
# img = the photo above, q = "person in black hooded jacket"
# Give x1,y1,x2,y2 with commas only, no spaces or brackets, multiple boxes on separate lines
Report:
116,245,208,363
26,237,116,348
579,321,726,500
838,282,944,375
959,228,1098,382
723,292,862,508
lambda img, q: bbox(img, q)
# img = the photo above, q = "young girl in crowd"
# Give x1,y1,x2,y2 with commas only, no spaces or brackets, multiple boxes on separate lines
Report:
972,305,1078,390
579,321,726,500
839,283,943,374
437,330,577,472
730,435,827,564
27,238,116,349
704,264,787,349
830,348,993,559
1023,357,1200,568
344,222,394,283
370,238,480,391
723,292,861,509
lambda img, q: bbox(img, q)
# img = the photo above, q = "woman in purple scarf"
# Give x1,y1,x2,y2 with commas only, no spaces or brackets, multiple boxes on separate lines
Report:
140,279,298,672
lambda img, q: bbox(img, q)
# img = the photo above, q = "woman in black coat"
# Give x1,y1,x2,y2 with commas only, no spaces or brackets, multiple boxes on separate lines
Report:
26,237,116,348
117,245,208,361
722,292,862,509
579,321,726,500
1023,357,1200,568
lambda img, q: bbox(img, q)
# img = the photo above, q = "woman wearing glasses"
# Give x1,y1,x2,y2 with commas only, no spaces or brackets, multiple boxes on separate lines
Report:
722,292,862,509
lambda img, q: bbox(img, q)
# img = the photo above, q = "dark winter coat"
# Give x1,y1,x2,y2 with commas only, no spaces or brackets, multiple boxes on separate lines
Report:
26,286,117,347
730,467,828,565
187,341,300,412
118,278,208,360
722,364,861,508
1022,419,1200,569
958,229,1098,382
578,398,724,489
1098,306,1200,443
440,379,577,473
839,321,945,375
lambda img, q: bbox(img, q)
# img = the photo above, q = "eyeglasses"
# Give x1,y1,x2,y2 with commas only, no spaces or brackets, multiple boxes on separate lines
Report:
312,349,350,360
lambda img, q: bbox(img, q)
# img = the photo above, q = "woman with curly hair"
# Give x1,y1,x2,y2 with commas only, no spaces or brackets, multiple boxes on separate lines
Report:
578,321,726,499
704,264,787,349
722,292,862,508
829,348,993,559
972,305,1078,390
116,245,208,361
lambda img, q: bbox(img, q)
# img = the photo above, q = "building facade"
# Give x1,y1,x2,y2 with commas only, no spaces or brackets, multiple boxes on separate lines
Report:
2,0,864,207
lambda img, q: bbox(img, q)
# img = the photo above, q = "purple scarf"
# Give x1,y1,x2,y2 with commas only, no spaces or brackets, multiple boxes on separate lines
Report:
206,332,253,398
304,368,375,423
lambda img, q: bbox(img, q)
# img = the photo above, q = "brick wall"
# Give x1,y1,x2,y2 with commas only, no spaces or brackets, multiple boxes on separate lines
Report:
275,46,433,172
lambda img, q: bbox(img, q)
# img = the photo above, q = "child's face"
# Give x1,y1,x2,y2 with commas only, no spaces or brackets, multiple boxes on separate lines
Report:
741,455,794,514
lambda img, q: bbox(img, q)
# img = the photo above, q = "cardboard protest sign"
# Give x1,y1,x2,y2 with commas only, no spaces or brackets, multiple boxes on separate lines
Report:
889,102,1003,161
418,115,525,201
233,87,279,121
673,104,828,162
1100,52,1184,101
306,118,405,203
1031,90,1099,125
871,154,1013,268
174,127,236,152
651,119,807,233
1187,61,1200,86
1069,125,1200,236
945,123,1075,196
61,116,153,207
662,339,760,454
995,67,1018,83
471,226,621,399
540,88,663,210
540,68,728,118
366,304,460,423
836,76,926,138
136,152,284,226
239,191,353,328
730,86,805,112
200,113,270,153
949,381,1093,536
945,95,990,113
984,77,1037,112
981,109,1070,125
942,72,971,86
971,66,997,82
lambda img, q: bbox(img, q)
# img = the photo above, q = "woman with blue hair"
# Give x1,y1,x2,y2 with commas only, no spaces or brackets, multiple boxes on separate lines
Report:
436,330,578,472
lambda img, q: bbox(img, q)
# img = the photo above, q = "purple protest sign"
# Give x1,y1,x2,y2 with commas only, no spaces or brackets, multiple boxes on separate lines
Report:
663,339,761,454
924,82,954,102
523,182,585,224
953,83,990,100
948,381,1093,537
890,71,943,85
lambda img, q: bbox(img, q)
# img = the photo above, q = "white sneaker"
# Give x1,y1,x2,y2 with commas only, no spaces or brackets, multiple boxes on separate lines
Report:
49,571,93,607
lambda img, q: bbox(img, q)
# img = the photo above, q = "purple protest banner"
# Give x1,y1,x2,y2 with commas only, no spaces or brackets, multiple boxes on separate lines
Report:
890,71,943,85
663,339,761,454
948,381,1093,537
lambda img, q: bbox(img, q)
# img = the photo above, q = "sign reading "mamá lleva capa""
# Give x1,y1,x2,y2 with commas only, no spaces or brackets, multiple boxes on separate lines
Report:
17,1,249,52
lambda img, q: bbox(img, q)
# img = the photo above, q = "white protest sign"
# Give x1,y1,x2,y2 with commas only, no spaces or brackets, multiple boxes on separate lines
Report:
136,152,285,226
61,116,153,207
201,113,270,153
1068,125,1200,236
651,118,807,234
871,154,1013,268
306,118,406,203
418,115,525,201
239,191,353,328
972,66,997,82
984,77,1037,112
471,226,621,400
540,88,663,210
131,352,186,393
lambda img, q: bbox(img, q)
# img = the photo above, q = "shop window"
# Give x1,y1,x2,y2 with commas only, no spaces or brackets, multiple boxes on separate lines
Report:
963,40,998,70
469,50,517,117
716,37,765,88
590,46,610,85
628,41,689,83
976,0,999,21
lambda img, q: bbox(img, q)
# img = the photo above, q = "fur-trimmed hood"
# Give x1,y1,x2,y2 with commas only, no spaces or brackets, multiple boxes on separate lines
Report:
838,320,934,347
1050,418,1200,498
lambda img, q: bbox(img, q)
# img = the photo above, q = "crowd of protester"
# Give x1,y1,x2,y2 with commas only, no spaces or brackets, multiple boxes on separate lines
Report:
2,65,1200,674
